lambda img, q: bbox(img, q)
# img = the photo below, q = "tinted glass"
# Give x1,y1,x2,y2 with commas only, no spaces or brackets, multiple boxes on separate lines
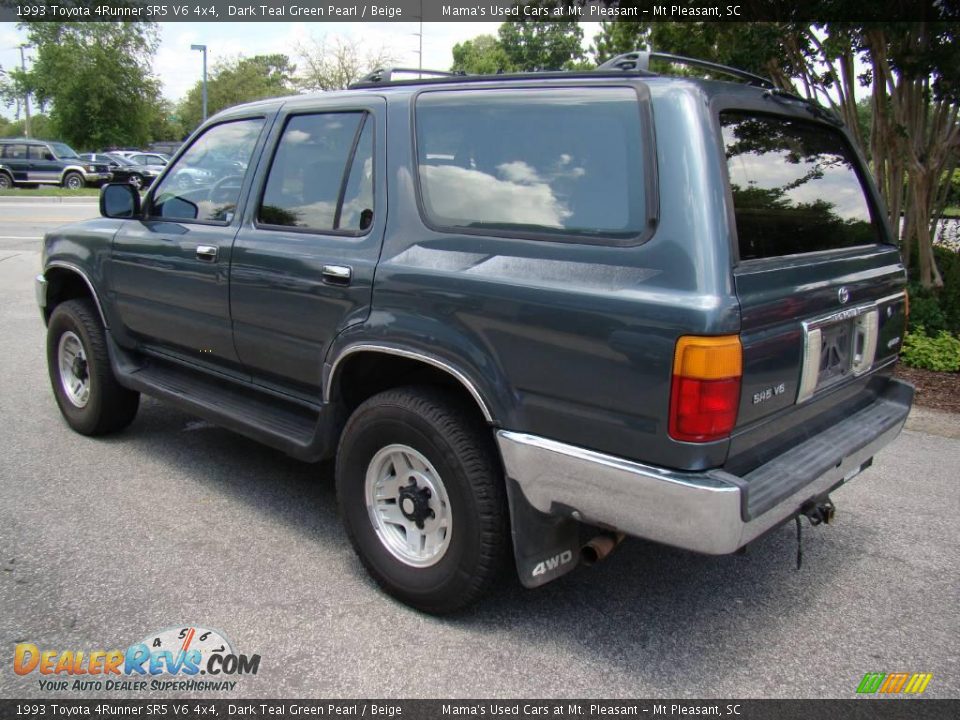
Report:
415,88,646,239
108,155,135,166
258,112,372,233
150,118,263,223
338,118,374,232
29,146,54,160
721,112,881,260
49,142,78,159
2,144,27,160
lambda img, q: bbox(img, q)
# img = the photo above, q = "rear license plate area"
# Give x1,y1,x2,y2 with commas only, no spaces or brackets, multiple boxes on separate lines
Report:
817,320,854,388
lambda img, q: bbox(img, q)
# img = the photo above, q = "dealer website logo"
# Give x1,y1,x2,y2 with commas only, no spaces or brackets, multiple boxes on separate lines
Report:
13,625,260,693
856,672,933,695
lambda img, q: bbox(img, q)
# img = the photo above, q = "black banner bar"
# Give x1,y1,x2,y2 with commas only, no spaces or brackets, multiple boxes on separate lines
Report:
0,0,957,23
1,700,959,720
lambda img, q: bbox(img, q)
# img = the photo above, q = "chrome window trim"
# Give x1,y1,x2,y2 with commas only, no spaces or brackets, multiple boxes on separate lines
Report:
325,344,494,422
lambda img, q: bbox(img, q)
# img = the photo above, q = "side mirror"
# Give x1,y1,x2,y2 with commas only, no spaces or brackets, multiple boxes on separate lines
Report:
100,183,141,219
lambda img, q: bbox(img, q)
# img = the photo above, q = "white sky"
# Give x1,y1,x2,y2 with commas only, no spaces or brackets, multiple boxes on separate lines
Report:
0,21,604,119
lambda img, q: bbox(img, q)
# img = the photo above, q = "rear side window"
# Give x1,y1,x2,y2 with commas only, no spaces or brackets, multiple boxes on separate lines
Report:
257,111,374,234
721,112,882,260
415,87,647,241
2,144,27,160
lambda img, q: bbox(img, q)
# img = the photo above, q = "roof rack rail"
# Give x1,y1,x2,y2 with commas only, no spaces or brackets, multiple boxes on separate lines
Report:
598,51,775,89
353,67,465,86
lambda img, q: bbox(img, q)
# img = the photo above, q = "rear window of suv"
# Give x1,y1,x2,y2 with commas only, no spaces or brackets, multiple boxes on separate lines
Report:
721,112,882,261
415,87,648,242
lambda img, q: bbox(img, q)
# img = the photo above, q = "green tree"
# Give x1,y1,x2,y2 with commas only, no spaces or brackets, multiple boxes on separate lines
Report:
497,12,585,71
178,54,297,132
451,7,585,75
592,18,960,288
451,35,515,75
12,22,166,150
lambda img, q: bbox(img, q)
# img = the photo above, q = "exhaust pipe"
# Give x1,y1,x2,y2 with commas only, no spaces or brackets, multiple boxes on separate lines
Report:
580,532,626,566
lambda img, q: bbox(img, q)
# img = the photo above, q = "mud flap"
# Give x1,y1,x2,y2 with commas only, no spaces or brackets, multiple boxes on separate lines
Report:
504,477,581,588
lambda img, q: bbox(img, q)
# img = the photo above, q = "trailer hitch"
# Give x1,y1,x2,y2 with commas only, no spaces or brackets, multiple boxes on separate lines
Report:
795,497,836,570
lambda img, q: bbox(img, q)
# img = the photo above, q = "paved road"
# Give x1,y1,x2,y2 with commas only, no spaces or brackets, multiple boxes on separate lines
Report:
1,203,958,699
0,199,99,252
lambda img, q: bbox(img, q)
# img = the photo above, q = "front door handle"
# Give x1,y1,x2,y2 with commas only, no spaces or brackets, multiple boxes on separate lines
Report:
196,245,218,262
322,265,352,285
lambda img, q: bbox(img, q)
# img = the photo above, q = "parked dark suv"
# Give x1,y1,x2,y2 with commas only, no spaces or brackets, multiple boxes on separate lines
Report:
0,139,111,189
36,55,913,613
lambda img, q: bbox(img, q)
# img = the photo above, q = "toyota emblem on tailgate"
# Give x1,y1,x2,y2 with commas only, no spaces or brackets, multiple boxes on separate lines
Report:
838,286,850,304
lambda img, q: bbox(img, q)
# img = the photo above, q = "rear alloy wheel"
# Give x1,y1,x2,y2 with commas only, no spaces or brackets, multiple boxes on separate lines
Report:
0,172,12,190
336,386,508,614
129,174,143,190
62,172,84,190
47,299,139,435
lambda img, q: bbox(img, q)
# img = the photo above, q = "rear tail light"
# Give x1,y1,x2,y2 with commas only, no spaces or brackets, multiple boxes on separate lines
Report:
669,335,742,443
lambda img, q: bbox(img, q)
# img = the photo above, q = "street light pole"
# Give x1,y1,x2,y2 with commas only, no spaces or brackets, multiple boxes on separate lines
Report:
191,44,208,122
19,44,31,139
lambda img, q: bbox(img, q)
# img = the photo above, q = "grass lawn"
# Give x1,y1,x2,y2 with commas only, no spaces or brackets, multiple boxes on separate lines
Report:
945,207,960,218
0,187,101,197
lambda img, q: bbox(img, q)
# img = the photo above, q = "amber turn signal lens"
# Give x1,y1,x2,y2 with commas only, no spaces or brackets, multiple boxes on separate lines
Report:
669,335,742,443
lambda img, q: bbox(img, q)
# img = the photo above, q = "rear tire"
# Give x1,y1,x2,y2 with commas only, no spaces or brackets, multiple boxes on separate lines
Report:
336,386,508,614
46,299,139,435
0,172,12,190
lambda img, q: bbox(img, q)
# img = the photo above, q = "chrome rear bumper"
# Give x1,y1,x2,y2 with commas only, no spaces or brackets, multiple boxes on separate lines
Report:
496,380,913,555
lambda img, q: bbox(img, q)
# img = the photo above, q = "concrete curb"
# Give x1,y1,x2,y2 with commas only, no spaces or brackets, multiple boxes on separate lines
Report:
0,196,98,204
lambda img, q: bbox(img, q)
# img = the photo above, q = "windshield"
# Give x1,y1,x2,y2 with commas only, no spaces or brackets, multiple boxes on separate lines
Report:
49,142,79,159
107,154,136,166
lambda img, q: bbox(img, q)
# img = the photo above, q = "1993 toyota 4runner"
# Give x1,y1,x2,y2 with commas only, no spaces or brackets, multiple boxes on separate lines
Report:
37,53,914,613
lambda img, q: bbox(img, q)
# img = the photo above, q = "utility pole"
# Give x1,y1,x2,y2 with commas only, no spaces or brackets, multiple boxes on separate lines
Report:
191,44,208,122
19,44,31,138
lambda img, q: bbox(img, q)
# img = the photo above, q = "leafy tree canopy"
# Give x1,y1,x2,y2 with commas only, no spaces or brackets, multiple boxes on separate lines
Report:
12,22,165,150
177,54,297,132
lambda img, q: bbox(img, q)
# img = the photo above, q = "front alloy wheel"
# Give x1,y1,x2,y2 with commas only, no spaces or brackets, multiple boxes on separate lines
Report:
57,330,91,408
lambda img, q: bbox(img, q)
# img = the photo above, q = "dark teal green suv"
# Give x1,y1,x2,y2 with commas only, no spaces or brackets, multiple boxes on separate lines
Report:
34,55,913,613
0,138,112,189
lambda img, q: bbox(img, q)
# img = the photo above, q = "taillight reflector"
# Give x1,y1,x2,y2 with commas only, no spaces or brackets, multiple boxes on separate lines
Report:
669,335,742,443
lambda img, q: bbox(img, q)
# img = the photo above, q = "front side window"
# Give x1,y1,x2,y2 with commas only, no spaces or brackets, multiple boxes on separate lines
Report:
721,112,882,260
28,145,54,161
415,88,647,240
257,112,374,234
150,118,264,223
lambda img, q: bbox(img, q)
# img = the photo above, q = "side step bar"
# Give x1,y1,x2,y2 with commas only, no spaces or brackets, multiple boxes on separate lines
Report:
107,340,336,462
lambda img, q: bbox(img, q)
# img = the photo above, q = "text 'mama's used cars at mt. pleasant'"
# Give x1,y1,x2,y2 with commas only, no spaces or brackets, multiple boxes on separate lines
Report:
36,53,913,613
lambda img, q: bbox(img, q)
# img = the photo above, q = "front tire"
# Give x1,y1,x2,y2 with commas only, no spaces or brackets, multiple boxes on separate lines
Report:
46,299,139,435
0,172,12,190
336,387,508,614
62,172,84,190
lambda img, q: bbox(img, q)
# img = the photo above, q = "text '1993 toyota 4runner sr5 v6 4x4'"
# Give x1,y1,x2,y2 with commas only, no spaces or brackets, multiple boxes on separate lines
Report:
37,53,913,613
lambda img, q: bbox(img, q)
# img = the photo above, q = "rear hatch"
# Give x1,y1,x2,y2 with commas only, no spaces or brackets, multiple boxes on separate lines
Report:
720,110,907,475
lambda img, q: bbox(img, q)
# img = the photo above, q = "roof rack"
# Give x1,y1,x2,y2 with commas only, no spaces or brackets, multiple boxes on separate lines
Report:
598,51,775,89
354,67,464,86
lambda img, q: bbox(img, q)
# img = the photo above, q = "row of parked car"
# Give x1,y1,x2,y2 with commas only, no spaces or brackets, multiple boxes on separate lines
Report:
0,138,171,190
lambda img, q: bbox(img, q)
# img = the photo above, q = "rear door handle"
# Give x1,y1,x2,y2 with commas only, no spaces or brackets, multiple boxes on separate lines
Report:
322,265,352,285
196,245,218,262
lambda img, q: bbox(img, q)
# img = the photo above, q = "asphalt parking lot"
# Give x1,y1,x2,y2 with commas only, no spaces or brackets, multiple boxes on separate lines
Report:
1,199,958,699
